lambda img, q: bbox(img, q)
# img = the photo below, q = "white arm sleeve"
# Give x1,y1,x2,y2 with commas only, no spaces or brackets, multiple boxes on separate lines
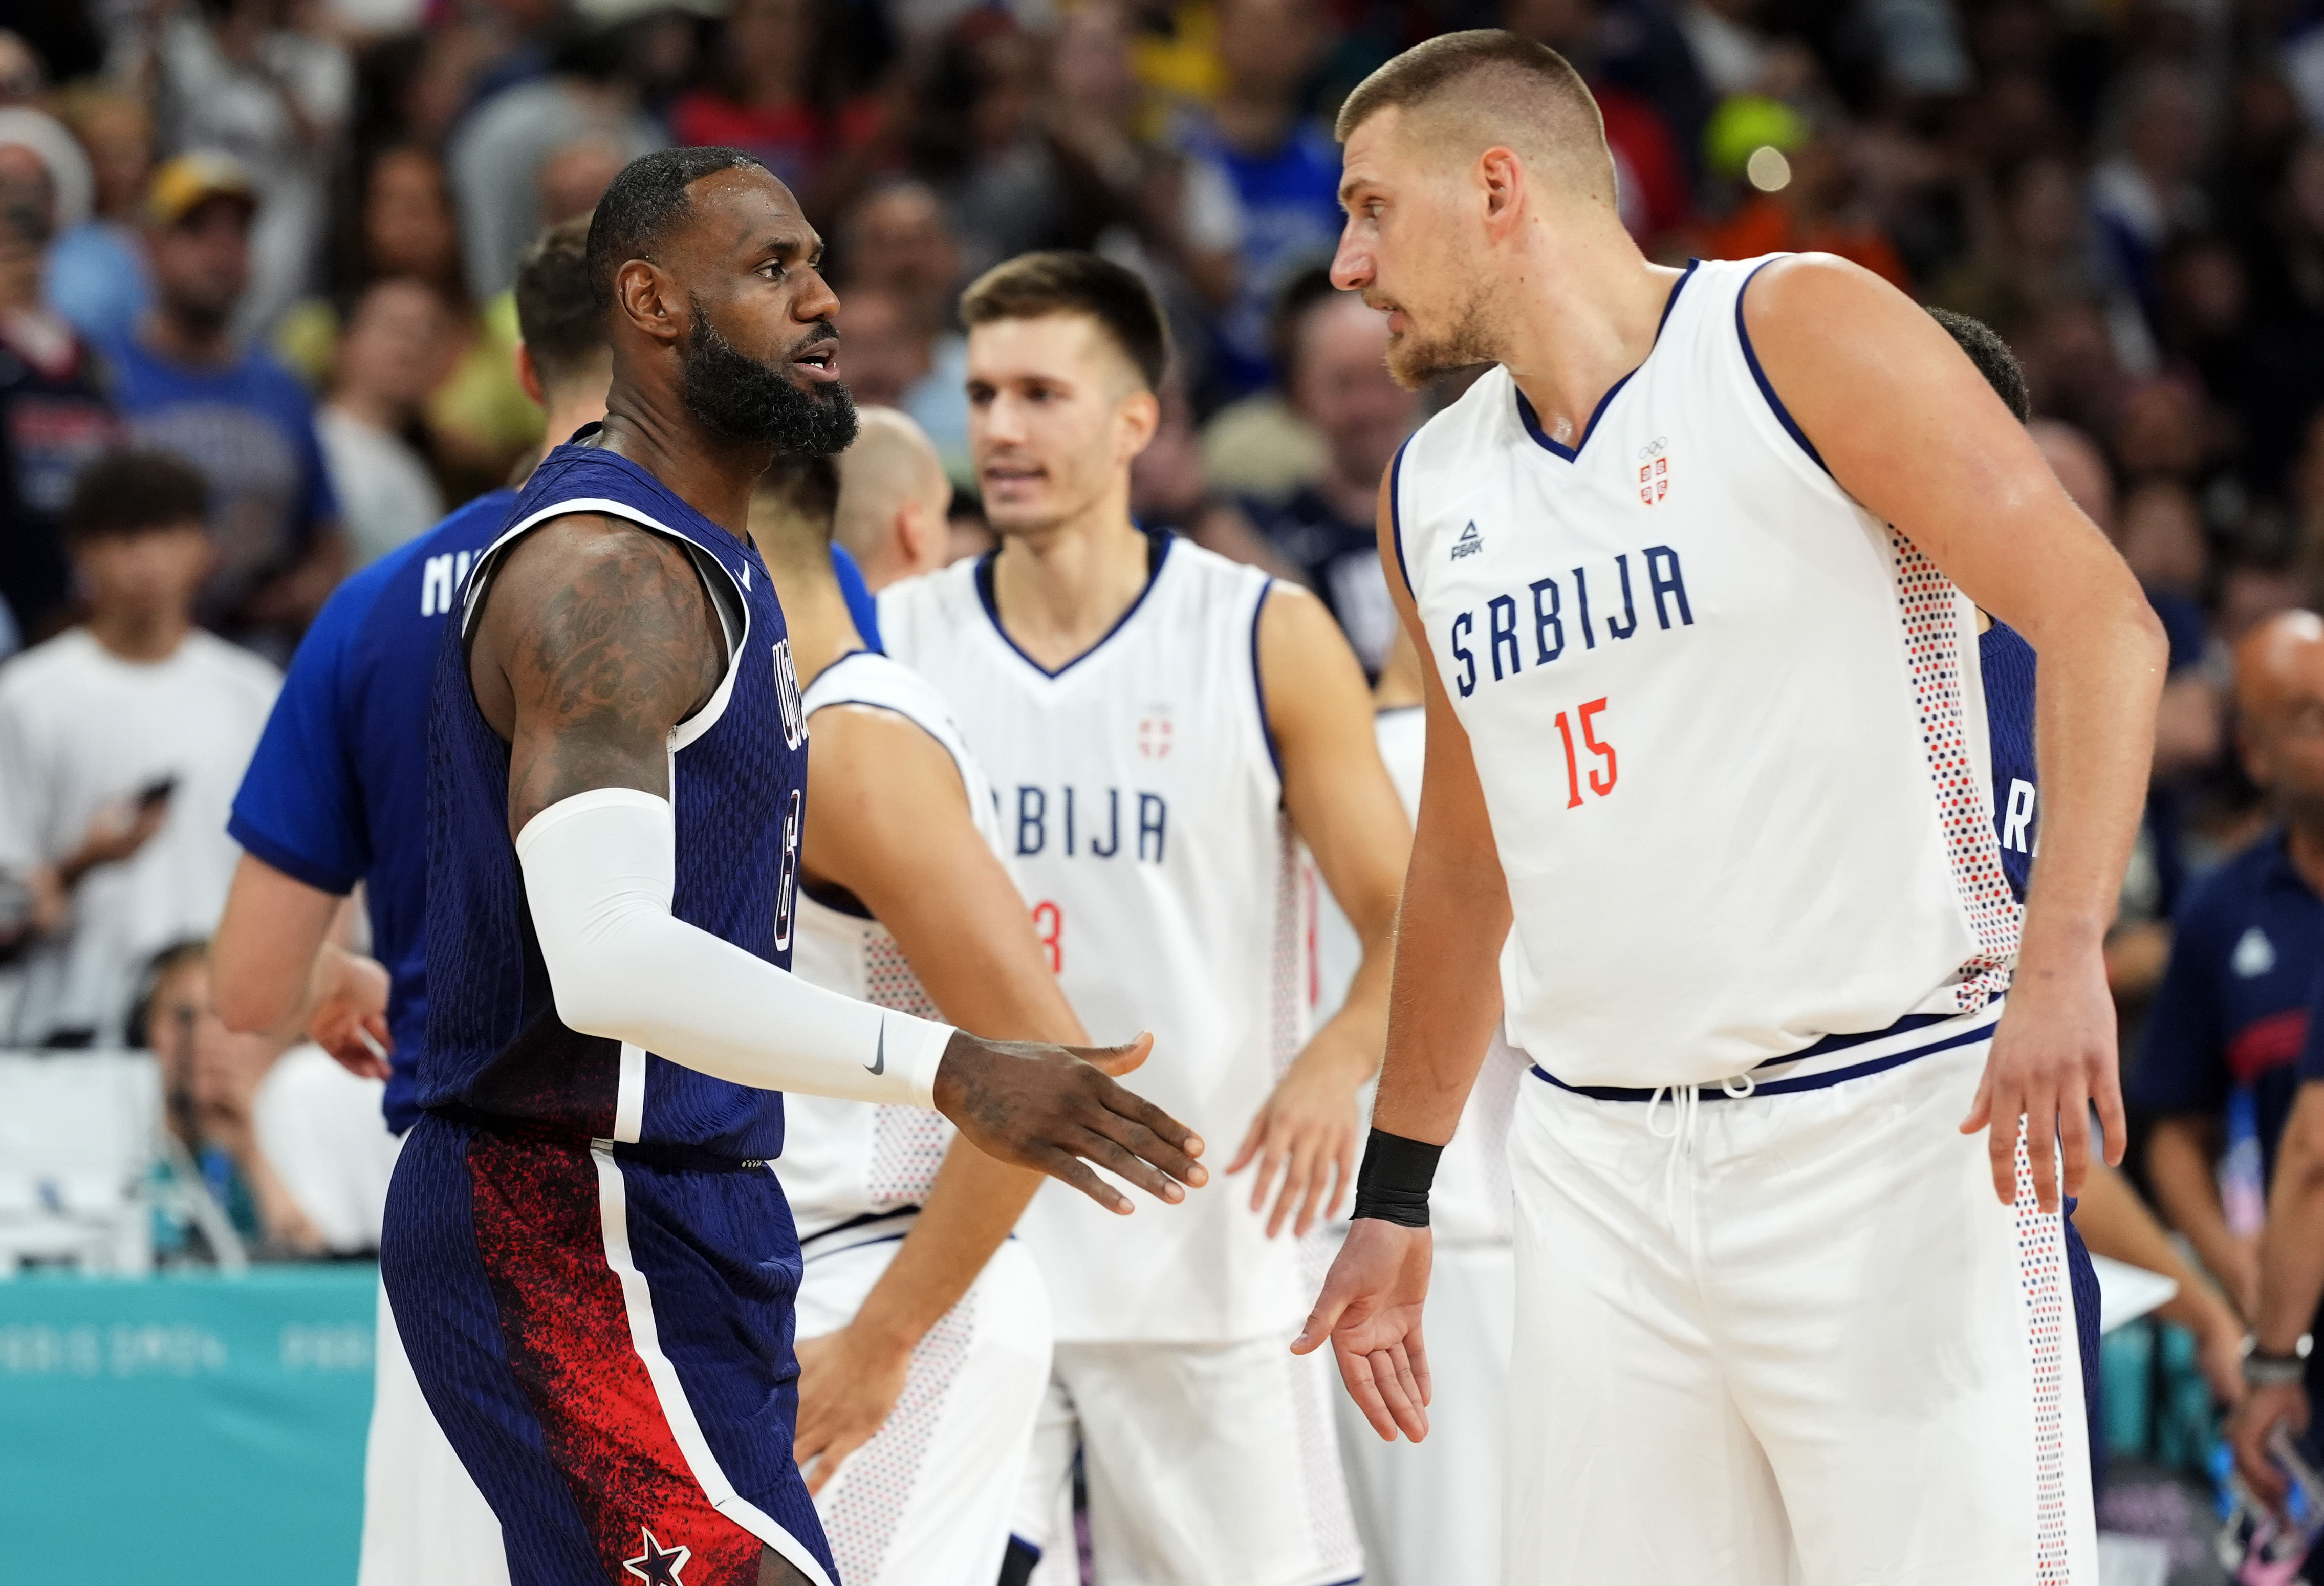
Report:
515,787,952,1110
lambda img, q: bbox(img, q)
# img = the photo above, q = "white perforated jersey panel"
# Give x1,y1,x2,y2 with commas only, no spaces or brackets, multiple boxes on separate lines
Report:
879,538,1313,1343
780,652,1014,1238
1396,254,2012,1089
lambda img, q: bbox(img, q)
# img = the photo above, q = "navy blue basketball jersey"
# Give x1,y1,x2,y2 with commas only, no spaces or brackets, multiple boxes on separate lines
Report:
1981,619,2038,902
422,433,809,1160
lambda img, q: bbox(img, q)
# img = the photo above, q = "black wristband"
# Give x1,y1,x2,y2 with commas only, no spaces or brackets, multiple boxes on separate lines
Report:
1351,1128,1442,1228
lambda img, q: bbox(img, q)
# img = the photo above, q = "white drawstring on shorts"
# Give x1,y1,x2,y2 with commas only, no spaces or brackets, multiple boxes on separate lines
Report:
1644,1074,1758,1206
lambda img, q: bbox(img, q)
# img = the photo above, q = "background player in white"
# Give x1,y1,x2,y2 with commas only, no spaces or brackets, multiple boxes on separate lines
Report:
878,251,1411,1586
747,449,1079,1586
1297,32,2165,1584
831,405,954,591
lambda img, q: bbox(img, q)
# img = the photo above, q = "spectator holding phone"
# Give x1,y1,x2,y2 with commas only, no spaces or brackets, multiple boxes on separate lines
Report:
0,450,277,1047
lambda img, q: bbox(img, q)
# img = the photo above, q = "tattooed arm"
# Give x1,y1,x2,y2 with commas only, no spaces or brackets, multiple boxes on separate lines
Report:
466,515,1209,1208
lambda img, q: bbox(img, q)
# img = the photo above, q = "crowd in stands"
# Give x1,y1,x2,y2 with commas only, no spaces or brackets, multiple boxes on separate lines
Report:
2,0,2324,1482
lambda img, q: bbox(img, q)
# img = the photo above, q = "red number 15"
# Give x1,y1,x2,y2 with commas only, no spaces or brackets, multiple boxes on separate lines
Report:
1553,698,1617,809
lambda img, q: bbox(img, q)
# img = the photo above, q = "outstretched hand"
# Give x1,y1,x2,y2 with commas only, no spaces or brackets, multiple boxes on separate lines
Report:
1960,956,2123,1213
933,1031,1207,1213
1227,1026,1367,1238
1293,1216,1433,1442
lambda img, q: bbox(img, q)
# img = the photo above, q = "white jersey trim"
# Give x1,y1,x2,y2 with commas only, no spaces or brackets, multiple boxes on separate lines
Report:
589,1144,837,1586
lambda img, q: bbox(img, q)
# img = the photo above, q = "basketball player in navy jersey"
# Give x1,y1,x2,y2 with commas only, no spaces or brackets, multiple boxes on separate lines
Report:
1297,32,2163,1584
380,148,1205,1586
214,215,609,1586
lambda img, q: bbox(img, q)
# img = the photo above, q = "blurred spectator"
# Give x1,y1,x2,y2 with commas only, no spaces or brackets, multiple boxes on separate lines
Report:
2130,610,2324,1320
2112,376,2207,485
279,145,536,501
838,183,971,471
1932,156,2112,346
1242,282,1418,675
0,32,47,108
1677,0,1776,97
833,404,953,590
446,16,667,300
1128,370,1300,577
45,85,155,347
134,0,353,340
315,279,448,567
669,0,873,207
2030,416,2118,534
1704,120,1913,290
0,452,278,1049
2090,66,2211,324
2120,479,2209,595
899,14,1065,277
1168,0,1343,395
0,123,122,645
140,939,325,1258
1503,0,1694,249
104,151,342,648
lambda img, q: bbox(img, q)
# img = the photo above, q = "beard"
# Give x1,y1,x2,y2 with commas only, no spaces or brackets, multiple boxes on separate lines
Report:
1382,285,1501,390
678,300,860,455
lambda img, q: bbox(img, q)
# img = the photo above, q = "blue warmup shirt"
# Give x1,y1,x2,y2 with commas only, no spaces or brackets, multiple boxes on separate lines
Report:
2127,829,2324,1177
230,489,518,1132
831,539,882,653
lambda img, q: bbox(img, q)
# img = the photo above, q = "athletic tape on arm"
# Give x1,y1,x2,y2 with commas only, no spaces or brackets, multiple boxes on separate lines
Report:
516,787,952,1109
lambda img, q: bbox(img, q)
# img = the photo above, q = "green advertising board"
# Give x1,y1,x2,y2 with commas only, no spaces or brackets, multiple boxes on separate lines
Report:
0,1265,375,1584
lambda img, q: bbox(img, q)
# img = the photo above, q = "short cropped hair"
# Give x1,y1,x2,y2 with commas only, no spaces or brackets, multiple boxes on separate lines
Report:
959,251,1170,393
1928,308,2031,424
515,214,607,386
1334,30,1612,201
64,450,210,545
585,146,768,311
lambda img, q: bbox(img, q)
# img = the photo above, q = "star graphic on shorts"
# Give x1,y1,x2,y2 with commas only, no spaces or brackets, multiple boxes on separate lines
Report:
623,1527,691,1586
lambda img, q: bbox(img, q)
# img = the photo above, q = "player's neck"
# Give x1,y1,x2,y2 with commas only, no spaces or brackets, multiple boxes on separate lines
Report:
989,503,1152,672
768,560,861,685
593,396,772,544
1498,242,1684,453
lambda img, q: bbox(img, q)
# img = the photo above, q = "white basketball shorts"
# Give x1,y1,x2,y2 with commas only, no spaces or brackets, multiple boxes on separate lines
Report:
793,1232,1053,1586
1507,1033,2097,1584
1014,1332,1364,1586
359,1275,509,1586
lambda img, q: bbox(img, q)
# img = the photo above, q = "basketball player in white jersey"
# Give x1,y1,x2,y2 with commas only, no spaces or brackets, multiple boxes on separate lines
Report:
747,452,1077,1586
1297,32,2165,1585
878,251,1413,1586
1316,626,1524,1586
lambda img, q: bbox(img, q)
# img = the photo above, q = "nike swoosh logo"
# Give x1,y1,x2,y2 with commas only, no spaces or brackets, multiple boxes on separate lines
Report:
866,1020,885,1076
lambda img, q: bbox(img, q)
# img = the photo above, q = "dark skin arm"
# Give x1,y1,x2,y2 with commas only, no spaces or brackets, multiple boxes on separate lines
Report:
467,512,1209,1210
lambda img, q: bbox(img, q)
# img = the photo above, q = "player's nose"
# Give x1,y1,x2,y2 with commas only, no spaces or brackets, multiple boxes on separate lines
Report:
1330,227,1371,293
793,265,841,325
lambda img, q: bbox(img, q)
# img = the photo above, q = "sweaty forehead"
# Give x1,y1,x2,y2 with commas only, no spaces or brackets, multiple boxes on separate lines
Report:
678,167,818,263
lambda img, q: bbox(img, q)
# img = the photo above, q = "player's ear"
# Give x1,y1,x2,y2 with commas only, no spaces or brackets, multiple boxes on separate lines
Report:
1479,146,1525,232
616,259,682,343
1117,387,1161,462
514,342,544,407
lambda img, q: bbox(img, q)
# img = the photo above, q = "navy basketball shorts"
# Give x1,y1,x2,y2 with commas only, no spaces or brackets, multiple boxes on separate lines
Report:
381,1115,838,1586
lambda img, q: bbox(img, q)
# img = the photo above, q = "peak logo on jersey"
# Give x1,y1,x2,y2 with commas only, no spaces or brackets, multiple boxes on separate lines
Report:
1451,520,1484,560
1138,706,1175,759
1638,437,1671,506
623,1528,691,1585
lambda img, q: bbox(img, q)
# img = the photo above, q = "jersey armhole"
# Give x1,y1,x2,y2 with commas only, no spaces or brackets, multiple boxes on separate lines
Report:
1251,578,1283,786
1735,258,1832,476
1386,438,1414,598
457,503,748,750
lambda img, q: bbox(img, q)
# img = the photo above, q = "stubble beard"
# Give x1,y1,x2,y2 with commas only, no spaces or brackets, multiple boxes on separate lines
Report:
1383,285,1501,390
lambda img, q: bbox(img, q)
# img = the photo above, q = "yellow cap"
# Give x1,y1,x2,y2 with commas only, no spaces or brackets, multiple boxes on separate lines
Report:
145,150,256,228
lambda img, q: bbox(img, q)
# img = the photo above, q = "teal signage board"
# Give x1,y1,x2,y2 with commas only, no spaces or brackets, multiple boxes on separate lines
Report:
0,1266,376,1583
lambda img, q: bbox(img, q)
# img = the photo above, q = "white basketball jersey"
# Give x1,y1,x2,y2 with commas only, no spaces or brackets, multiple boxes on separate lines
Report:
879,537,1311,1343
780,651,1011,1243
1394,254,2018,1089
